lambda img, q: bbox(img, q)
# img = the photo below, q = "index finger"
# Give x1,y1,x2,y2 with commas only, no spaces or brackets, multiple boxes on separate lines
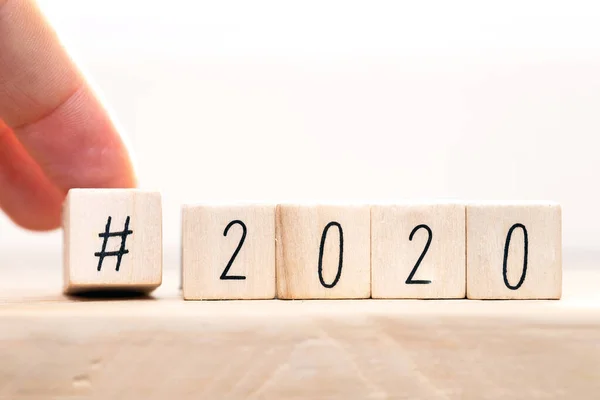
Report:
0,0,136,192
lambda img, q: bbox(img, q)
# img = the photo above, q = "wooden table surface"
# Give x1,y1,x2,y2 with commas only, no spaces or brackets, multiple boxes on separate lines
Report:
1,256,599,399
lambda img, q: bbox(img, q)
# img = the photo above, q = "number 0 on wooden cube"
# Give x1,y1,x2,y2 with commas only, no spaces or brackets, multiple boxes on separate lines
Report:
466,203,562,299
276,205,371,299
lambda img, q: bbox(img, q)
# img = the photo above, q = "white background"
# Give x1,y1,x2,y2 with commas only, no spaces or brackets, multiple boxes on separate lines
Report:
1,0,599,264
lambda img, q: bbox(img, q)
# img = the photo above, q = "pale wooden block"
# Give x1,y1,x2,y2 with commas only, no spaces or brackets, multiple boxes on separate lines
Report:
466,203,562,299
62,189,162,294
276,205,370,299
182,205,276,300
371,203,466,299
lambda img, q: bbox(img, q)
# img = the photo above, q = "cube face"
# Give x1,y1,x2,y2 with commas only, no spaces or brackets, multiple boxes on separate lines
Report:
466,204,562,299
63,189,162,294
276,205,371,299
182,205,276,300
371,204,466,299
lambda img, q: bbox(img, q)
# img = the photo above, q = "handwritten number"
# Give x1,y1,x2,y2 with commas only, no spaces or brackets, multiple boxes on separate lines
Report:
318,222,344,288
405,224,433,284
503,223,528,290
220,220,247,280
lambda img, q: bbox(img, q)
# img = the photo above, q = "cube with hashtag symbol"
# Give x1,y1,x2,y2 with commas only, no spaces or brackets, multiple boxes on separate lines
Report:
62,189,162,294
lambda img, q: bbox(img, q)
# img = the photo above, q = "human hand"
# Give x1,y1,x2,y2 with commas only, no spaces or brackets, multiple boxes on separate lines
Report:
0,0,136,231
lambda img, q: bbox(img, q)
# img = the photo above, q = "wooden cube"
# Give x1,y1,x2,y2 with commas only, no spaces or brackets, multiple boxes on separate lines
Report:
63,189,162,294
182,205,276,300
371,203,466,299
276,205,370,299
466,203,562,299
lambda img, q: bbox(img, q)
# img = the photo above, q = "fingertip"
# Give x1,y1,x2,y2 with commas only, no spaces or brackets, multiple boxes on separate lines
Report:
6,205,62,231
0,119,64,231
15,86,139,191
1,0,138,194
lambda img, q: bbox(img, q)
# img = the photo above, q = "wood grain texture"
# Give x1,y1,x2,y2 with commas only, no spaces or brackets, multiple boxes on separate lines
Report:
371,203,466,298
0,260,599,399
182,205,276,300
276,205,371,299
63,189,162,294
466,203,562,299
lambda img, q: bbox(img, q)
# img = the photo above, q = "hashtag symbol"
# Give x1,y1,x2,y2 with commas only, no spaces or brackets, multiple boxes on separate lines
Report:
94,216,134,272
